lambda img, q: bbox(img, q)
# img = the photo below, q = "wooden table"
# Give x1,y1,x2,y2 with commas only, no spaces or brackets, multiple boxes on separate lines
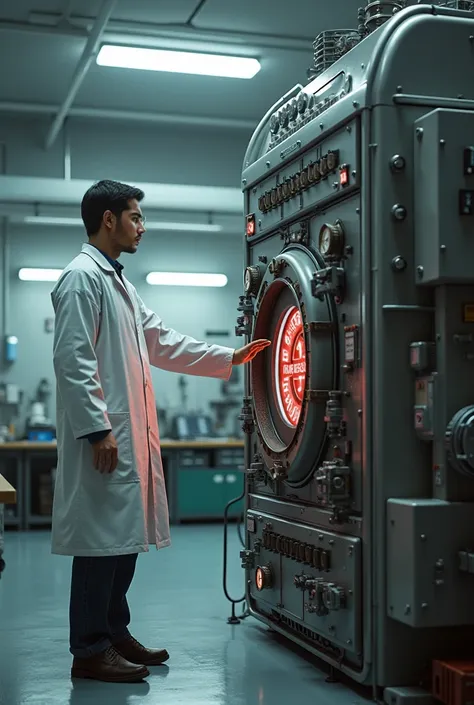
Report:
0,440,244,450
0,474,16,504
0,438,245,528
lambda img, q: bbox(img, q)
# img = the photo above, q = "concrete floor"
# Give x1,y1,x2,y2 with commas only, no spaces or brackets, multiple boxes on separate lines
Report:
0,524,373,705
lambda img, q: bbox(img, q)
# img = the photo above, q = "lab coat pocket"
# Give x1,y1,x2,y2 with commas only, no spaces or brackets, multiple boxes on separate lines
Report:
107,412,138,484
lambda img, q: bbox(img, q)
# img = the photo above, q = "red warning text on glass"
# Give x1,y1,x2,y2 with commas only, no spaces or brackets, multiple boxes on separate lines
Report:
274,306,307,427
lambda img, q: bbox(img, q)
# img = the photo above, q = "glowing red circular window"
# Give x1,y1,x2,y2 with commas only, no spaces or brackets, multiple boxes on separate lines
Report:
274,305,306,428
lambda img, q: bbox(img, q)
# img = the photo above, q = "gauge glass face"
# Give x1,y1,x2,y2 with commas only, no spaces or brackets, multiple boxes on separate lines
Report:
319,227,331,255
256,567,264,591
274,305,306,428
244,268,251,293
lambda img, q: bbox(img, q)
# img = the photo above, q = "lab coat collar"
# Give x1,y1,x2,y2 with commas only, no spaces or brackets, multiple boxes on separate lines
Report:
81,242,116,273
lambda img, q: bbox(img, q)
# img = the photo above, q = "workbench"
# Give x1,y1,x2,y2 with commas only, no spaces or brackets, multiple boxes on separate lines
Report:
0,439,245,530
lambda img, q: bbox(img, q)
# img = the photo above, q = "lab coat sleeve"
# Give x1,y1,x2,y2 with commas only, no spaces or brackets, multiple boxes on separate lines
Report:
52,281,111,440
136,295,235,380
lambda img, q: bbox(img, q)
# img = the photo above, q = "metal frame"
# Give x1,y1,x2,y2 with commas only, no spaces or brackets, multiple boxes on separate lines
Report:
0,101,255,131
0,451,24,529
44,0,117,149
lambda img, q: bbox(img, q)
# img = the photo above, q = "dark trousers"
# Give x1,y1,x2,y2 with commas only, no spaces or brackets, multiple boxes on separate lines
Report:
69,553,138,658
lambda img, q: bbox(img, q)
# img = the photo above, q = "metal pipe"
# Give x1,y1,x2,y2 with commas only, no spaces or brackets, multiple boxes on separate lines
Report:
0,101,255,131
0,145,7,358
44,0,117,150
1,218,8,344
63,118,71,180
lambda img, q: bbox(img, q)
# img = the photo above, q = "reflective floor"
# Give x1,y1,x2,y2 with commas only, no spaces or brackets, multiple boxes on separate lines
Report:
0,525,372,705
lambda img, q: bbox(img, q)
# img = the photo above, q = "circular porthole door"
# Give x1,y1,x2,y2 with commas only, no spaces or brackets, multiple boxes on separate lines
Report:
250,244,338,486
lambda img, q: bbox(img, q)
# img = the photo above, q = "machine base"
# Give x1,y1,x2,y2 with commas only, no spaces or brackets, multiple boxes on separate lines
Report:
383,687,435,705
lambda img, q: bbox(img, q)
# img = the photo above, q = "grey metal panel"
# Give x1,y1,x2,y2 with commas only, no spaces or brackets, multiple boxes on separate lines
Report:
387,498,474,628
368,9,474,107
414,109,474,285
249,494,363,537
247,120,360,238
248,510,362,653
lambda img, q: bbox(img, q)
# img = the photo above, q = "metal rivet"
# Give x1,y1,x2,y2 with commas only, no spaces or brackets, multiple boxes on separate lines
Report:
392,256,407,272
390,154,406,171
392,204,407,221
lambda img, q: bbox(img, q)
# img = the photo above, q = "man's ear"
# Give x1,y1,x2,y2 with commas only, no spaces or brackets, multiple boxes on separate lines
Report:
103,210,115,230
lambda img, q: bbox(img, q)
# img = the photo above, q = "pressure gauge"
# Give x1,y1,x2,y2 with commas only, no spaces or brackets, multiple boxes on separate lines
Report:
244,265,262,296
318,220,344,257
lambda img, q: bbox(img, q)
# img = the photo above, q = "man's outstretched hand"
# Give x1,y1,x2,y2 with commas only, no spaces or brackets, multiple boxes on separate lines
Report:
233,339,271,365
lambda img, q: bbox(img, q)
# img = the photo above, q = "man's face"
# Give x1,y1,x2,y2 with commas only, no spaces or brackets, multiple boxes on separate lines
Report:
110,198,146,254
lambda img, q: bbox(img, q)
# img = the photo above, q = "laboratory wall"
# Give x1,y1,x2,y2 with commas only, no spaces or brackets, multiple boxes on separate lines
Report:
0,114,251,436
0,115,252,187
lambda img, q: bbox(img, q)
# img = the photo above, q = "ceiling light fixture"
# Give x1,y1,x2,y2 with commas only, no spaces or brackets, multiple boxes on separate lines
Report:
22,217,222,232
96,45,261,79
24,216,83,226
18,268,63,282
146,272,228,287
146,221,222,232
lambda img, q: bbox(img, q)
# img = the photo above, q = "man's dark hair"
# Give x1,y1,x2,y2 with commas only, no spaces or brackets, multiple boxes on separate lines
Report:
81,180,145,237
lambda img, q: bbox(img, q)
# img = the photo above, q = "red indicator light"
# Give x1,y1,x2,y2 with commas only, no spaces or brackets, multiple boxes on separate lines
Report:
274,306,306,428
339,166,349,186
246,214,256,237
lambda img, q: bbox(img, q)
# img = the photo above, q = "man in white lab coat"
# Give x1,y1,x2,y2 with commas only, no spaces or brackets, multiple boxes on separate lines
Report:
51,180,269,683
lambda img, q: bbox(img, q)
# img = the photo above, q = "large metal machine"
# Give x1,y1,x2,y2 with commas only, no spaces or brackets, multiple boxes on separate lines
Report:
237,2,474,702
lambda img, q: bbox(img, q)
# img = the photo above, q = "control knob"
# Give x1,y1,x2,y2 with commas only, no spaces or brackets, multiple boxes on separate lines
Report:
270,113,280,135
322,583,346,611
280,106,290,128
297,91,308,114
289,99,298,121
255,564,273,591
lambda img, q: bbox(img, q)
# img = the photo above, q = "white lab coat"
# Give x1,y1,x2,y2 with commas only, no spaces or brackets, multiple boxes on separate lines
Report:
50,243,234,557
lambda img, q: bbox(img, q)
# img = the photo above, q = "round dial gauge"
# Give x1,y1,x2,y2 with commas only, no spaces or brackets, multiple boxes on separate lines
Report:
274,306,307,428
255,565,273,591
318,221,344,257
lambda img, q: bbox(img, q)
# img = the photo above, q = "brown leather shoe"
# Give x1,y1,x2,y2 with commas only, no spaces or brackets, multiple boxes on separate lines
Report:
71,645,150,682
114,636,170,666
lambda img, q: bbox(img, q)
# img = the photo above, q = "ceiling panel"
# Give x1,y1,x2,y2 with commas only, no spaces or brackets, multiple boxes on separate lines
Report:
0,0,372,126
196,0,363,38
0,33,86,104
113,0,202,24
0,0,65,23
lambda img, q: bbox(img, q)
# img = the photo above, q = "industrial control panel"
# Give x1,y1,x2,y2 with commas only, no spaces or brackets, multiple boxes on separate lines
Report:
237,2,474,704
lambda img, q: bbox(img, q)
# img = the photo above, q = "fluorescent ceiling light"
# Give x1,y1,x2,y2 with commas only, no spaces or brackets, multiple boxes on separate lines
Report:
24,216,83,226
97,45,261,79
146,272,228,287
146,221,222,232
22,216,222,232
19,268,62,282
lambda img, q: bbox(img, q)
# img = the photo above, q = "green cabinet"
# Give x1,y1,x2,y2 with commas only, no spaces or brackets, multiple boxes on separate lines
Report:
177,468,244,520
